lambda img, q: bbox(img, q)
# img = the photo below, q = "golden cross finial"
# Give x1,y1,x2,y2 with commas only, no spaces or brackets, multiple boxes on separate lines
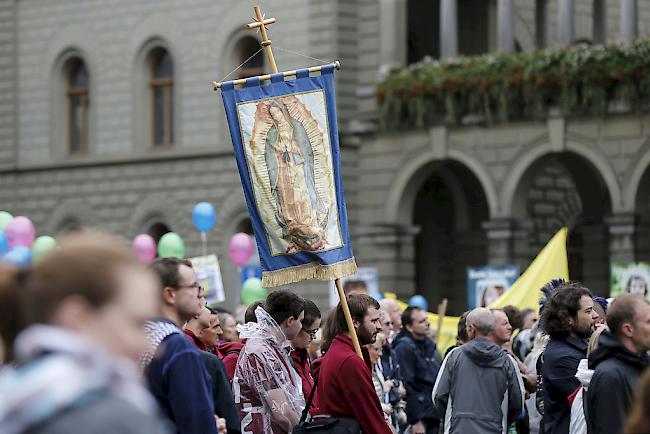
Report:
247,6,278,73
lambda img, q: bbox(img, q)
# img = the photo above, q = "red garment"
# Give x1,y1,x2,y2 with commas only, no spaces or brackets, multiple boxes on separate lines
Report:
183,328,207,352
290,347,314,403
218,340,245,380
315,334,393,434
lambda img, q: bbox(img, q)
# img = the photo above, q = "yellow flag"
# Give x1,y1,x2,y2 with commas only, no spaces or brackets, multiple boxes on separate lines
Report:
384,227,569,354
489,227,569,311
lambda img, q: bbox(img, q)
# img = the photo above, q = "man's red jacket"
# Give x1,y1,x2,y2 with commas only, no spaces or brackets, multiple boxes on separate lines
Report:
315,334,393,434
217,340,245,380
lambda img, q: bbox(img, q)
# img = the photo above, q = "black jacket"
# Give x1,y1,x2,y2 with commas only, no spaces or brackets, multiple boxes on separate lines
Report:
380,341,402,405
542,335,587,434
585,331,648,434
392,330,442,424
199,351,242,434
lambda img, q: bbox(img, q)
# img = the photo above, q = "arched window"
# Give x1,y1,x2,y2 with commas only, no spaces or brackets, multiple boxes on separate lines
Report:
67,59,89,153
150,49,174,146
235,36,264,79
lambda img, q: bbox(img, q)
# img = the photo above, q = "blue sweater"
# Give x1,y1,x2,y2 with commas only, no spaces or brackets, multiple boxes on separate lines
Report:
146,319,218,434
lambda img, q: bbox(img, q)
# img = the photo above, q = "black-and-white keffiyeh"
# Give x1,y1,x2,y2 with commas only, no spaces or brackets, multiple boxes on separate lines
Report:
0,325,158,434
139,319,183,372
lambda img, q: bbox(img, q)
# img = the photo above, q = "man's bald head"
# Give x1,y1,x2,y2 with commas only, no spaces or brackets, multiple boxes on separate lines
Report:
466,307,496,339
379,298,402,332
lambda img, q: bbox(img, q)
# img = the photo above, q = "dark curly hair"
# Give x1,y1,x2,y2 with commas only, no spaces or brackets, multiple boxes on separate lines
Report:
540,281,592,338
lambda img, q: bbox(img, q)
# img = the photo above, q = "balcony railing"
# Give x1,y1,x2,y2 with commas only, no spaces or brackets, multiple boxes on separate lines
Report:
377,39,650,130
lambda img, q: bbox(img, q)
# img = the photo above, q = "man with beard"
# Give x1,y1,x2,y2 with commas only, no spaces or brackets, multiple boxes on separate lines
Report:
233,290,305,434
316,293,393,434
540,281,597,434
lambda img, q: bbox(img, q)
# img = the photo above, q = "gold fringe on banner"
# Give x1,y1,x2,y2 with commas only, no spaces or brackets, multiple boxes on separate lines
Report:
262,257,358,288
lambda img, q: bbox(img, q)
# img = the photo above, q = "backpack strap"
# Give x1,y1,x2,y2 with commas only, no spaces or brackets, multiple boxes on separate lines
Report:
299,371,319,423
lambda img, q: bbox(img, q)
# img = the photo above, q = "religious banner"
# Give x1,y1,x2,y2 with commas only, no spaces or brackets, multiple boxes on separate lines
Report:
220,65,357,287
611,262,650,300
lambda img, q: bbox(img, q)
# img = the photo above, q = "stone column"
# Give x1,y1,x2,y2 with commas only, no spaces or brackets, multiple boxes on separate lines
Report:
379,0,407,74
557,0,574,46
593,0,607,44
482,219,531,268
620,0,637,42
440,0,458,58
497,0,514,53
606,214,637,264
535,0,547,49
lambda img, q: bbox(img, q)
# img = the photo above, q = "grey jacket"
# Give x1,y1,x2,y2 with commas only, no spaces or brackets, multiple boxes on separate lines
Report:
432,338,525,434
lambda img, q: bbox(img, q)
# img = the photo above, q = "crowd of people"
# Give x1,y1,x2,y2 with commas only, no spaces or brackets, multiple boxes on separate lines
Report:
1,232,650,434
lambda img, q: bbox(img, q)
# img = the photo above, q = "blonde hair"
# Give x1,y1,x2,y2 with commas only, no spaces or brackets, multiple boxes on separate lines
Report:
373,332,387,349
587,325,608,358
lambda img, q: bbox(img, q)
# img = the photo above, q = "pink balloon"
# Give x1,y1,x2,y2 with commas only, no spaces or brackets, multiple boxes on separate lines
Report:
132,234,157,263
228,232,255,267
6,216,36,248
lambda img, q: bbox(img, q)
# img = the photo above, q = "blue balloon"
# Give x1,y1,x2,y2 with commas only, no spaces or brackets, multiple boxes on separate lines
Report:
409,295,429,311
3,246,32,268
192,202,217,233
0,231,8,255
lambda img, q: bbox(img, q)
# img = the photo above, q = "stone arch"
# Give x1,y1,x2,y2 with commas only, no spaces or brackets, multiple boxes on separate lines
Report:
501,140,623,216
624,143,650,211
46,198,94,235
506,148,613,294
632,149,650,262
385,147,492,314
385,146,498,223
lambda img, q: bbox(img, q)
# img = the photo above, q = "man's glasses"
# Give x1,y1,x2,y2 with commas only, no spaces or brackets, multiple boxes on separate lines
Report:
302,327,319,339
176,283,203,292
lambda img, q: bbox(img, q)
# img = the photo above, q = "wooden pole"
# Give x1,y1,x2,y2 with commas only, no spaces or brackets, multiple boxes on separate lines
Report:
335,278,364,359
248,6,279,74
436,298,448,339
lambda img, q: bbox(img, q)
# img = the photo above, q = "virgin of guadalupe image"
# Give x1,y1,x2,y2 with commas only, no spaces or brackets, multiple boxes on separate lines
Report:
250,97,332,254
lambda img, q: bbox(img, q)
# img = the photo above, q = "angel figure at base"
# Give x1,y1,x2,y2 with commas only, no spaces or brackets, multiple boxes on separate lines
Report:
263,100,330,254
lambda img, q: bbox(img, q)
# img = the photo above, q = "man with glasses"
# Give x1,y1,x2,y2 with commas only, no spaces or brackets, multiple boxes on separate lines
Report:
290,299,321,409
141,258,224,434
233,290,305,433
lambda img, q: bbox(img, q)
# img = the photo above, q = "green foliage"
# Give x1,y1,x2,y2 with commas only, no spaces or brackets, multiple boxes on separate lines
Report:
376,40,650,130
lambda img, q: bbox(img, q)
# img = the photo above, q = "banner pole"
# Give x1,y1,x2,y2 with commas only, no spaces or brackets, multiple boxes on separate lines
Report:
335,278,364,359
249,6,279,74
436,298,448,340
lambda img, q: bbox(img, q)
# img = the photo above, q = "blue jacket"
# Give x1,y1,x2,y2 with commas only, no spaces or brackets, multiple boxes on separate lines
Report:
146,319,218,434
542,335,587,434
392,330,442,424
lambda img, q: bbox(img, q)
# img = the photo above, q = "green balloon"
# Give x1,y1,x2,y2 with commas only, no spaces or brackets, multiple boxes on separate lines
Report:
157,232,186,258
241,277,268,305
0,211,13,231
32,235,57,263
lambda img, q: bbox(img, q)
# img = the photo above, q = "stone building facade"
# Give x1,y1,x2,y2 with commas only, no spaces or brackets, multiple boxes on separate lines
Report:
1,0,650,313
